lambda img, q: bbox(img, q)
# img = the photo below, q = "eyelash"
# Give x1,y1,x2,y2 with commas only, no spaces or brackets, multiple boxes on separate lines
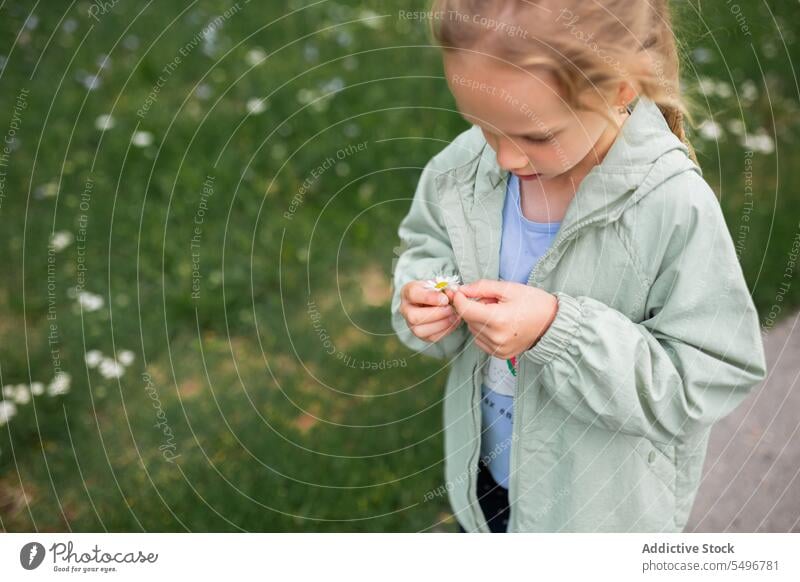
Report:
524,136,550,144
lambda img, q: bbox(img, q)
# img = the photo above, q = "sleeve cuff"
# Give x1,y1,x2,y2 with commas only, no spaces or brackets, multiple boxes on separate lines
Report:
522,292,583,365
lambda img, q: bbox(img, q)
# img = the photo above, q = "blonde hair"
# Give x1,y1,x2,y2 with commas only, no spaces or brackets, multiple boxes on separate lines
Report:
430,0,698,164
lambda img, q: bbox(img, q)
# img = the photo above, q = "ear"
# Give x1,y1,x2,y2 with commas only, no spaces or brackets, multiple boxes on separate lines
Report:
616,80,638,109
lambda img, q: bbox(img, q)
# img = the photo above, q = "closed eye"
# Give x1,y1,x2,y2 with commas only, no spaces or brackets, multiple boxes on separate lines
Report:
523,135,551,144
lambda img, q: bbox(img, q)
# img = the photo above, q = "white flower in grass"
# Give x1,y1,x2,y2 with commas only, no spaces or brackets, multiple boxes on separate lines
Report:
30,382,45,396
123,35,139,50
95,114,115,131
131,130,154,147
358,9,383,29
740,130,775,155
99,358,124,379
47,372,71,396
2,385,14,399
78,291,104,312
246,98,267,115
36,182,59,199
85,350,103,368
741,80,758,102
194,83,212,100
81,74,102,91
0,401,17,425
50,230,74,252
727,118,746,136
697,119,723,141
245,47,267,66
423,273,462,294
117,350,135,366
13,385,30,405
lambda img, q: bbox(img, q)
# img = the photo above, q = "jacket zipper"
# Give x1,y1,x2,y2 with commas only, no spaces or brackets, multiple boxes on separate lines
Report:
468,354,488,531
507,213,607,532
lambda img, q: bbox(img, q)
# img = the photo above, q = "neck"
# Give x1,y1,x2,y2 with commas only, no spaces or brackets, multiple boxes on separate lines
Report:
518,114,627,222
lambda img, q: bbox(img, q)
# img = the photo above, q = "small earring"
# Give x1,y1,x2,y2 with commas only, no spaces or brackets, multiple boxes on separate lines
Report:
618,103,628,114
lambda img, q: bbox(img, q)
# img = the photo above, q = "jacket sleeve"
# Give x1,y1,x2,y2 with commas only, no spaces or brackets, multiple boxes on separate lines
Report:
521,178,767,444
390,158,469,361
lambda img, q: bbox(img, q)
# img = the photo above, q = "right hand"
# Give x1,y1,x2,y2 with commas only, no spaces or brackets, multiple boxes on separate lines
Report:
399,281,462,343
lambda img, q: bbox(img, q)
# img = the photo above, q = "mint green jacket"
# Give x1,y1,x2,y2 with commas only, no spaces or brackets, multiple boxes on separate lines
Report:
390,96,767,532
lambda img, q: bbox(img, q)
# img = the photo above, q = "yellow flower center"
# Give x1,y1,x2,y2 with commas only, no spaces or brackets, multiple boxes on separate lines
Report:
434,281,448,289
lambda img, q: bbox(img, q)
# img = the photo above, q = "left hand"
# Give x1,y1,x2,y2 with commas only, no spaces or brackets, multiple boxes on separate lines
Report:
451,279,559,359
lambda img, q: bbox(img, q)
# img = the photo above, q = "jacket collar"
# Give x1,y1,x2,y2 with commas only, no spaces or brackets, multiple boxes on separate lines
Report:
468,95,699,233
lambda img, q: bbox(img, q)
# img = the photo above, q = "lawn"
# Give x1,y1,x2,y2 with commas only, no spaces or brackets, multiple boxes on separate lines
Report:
0,0,797,531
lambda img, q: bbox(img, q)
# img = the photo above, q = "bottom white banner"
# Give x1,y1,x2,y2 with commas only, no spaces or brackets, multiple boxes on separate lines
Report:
1,533,797,581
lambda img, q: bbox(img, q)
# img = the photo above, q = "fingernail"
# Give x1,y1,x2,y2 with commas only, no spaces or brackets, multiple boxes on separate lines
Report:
439,294,448,305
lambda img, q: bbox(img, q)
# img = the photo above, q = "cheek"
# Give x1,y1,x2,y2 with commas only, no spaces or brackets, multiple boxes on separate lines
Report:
481,129,498,151
551,128,604,168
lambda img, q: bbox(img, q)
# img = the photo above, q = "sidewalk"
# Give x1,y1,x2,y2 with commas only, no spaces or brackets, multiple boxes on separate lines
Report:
687,310,800,532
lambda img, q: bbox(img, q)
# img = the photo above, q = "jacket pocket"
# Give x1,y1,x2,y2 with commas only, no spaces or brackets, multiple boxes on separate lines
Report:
516,405,678,531
632,437,677,494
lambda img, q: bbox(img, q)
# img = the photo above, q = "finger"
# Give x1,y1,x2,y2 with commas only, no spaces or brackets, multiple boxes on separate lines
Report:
467,321,492,339
406,281,450,306
459,279,511,301
471,334,499,356
413,313,461,340
426,318,463,343
405,304,455,326
452,289,494,325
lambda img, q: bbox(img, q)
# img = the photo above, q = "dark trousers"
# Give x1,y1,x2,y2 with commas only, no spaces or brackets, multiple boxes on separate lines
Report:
457,459,510,533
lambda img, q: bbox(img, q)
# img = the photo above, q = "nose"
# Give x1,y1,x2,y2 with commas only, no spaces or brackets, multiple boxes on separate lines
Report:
495,137,529,172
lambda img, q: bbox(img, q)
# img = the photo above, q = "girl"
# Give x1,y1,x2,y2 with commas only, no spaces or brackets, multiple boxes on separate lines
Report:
390,0,766,532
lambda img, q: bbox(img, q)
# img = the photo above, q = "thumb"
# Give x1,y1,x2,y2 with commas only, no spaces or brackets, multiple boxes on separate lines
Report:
458,279,511,301
452,289,491,323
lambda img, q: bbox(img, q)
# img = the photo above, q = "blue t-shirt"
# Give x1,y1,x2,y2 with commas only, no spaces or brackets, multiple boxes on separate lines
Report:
479,173,560,489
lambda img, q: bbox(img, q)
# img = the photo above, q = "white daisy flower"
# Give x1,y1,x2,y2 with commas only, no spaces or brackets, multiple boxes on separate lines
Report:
131,130,154,147
99,358,125,379
194,83,212,100
85,350,103,368
697,119,723,141
123,35,139,50
47,372,71,396
14,385,30,405
740,130,775,155
2,385,15,398
81,74,102,91
0,401,17,425
727,118,746,136
246,98,267,115
423,273,462,293
741,80,758,102
36,182,59,199
95,114,115,131
50,230,74,252
358,9,383,29
245,47,267,66
96,54,111,70
320,77,345,94
78,291,105,312
30,382,45,396
117,350,135,366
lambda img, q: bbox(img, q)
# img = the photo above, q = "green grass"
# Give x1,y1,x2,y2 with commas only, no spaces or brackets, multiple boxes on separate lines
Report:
0,0,797,531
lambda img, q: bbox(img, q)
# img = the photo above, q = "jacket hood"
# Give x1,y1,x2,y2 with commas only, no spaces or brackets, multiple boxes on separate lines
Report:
469,95,702,232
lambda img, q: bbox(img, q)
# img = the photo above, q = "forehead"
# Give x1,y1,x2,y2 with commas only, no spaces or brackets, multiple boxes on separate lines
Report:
443,52,569,132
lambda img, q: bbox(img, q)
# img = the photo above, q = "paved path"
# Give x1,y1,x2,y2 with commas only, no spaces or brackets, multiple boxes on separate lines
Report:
687,310,800,532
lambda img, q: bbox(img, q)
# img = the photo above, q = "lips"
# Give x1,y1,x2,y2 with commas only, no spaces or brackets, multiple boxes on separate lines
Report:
516,173,541,181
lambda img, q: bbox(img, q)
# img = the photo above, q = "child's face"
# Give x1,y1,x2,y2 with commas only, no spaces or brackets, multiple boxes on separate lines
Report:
444,52,622,183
